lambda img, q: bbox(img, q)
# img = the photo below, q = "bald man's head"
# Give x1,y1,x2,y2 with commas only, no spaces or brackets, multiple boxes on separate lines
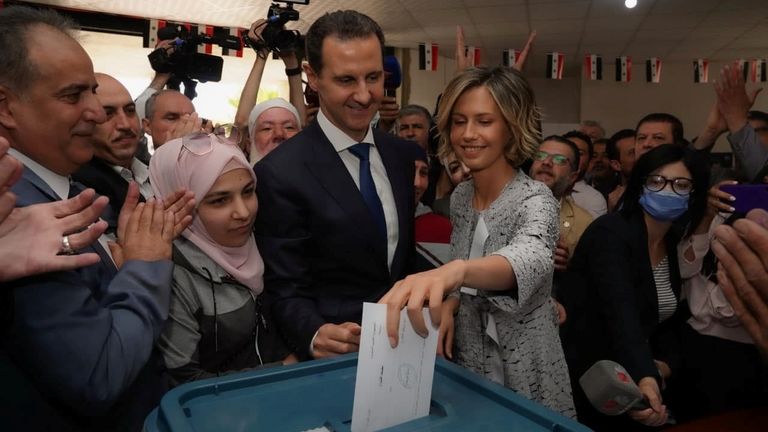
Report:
90,73,140,168
142,90,195,147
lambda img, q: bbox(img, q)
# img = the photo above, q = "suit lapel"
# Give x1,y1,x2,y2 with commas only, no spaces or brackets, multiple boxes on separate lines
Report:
303,122,388,261
20,167,61,201
15,168,118,275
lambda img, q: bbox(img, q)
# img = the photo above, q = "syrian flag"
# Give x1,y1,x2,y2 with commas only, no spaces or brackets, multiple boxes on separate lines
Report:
694,59,709,83
418,43,438,71
646,58,662,83
751,59,767,83
737,59,749,81
584,54,602,80
465,46,481,67
220,27,244,57
144,19,167,48
616,56,632,82
503,49,520,68
546,52,565,80
198,25,214,54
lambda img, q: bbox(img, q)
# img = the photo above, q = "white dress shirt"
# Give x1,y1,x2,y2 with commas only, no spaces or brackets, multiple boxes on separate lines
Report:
572,179,607,219
317,110,399,269
112,157,154,200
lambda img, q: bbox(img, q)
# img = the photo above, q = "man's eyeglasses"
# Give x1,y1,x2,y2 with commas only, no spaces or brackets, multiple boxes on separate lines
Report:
533,150,571,166
643,175,694,196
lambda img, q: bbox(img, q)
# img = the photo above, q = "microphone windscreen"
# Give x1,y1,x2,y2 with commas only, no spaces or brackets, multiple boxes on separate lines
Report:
384,55,402,90
579,360,648,416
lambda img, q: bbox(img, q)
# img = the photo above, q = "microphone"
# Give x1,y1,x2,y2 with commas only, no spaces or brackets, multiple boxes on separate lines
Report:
383,55,402,97
579,360,651,416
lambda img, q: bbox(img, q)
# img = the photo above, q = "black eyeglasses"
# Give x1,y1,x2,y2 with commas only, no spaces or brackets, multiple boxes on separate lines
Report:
643,175,694,196
533,151,571,166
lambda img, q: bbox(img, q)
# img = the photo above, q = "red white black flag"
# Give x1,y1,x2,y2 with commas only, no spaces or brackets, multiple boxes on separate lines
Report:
616,56,632,82
694,59,708,83
418,43,438,71
546,52,565,80
737,59,750,81
584,54,602,80
144,19,167,48
503,49,520,68
751,59,767,83
465,46,481,67
646,58,662,83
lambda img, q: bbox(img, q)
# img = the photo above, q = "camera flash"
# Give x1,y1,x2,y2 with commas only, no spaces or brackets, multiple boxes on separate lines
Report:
625,0,637,8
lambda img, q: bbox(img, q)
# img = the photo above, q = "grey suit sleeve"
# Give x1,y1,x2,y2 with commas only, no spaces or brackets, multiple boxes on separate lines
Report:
727,124,768,181
6,259,172,416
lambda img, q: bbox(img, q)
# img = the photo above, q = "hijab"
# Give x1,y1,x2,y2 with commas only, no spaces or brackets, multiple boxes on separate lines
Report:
149,134,264,294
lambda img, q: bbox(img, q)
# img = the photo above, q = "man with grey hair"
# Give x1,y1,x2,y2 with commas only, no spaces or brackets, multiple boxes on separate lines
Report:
397,104,432,152
0,7,189,430
579,119,606,142
142,89,197,149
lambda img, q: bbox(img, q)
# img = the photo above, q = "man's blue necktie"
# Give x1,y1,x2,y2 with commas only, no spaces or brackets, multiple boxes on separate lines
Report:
348,143,387,243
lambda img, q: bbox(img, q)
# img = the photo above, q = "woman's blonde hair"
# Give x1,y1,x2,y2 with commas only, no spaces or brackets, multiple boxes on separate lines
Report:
436,66,542,168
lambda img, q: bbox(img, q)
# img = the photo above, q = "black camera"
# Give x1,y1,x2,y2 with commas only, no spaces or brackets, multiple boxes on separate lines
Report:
259,1,309,53
148,25,242,98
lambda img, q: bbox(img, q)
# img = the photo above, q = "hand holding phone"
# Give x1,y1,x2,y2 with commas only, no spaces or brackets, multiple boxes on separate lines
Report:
720,184,768,214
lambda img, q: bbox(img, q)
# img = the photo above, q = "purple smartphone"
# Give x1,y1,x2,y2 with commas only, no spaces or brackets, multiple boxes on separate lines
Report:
720,184,768,213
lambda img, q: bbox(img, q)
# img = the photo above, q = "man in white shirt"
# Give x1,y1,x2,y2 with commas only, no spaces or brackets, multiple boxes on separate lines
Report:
253,10,417,360
564,130,607,218
73,73,153,229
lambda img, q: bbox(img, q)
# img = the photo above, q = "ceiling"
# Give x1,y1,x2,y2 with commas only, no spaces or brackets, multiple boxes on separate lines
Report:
27,0,768,75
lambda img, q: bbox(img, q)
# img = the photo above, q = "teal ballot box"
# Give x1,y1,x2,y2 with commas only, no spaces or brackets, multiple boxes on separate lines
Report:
144,354,591,432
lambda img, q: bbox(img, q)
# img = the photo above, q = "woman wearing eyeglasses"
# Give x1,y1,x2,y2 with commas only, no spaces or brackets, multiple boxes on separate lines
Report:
379,66,575,418
559,144,709,430
149,134,294,388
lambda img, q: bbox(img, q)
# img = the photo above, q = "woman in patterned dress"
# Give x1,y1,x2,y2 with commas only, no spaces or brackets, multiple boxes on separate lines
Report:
380,66,575,417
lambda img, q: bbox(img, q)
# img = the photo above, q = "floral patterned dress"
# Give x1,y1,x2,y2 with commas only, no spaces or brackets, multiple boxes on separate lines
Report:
450,171,576,418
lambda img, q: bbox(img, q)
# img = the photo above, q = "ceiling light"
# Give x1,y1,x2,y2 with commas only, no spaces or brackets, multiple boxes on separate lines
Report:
625,0,637,8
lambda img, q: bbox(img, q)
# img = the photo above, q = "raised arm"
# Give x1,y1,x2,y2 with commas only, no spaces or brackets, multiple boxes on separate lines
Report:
234,20,269,129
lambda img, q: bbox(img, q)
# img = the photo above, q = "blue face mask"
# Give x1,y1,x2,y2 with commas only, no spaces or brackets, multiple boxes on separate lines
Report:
638,188,689,221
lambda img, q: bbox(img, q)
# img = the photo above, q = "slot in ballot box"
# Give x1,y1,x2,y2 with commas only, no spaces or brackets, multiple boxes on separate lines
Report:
144,353,590,432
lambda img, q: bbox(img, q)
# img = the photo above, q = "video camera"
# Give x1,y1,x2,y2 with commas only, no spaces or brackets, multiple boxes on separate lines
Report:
148,25,242,99
246,0,309,54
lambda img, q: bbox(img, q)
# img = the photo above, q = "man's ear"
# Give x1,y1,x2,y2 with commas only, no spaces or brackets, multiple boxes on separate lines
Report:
610,159,621,173
0,85,18,130
303,63,319,92
141,117,151,135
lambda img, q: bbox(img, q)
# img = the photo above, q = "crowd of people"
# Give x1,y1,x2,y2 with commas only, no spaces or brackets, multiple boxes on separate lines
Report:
1,5,767,431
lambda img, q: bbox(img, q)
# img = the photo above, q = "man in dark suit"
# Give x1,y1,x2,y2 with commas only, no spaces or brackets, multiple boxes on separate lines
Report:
0,7,186,431
254,10,416,360
73,73,152,230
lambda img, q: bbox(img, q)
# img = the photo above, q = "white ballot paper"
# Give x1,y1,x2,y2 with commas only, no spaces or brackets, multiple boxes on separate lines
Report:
351,302,439,432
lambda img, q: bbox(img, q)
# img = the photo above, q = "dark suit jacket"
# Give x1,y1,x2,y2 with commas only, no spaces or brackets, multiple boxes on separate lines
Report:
254,121,416,358
73,157,145,231
0,167,172,431
558,212,688,428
